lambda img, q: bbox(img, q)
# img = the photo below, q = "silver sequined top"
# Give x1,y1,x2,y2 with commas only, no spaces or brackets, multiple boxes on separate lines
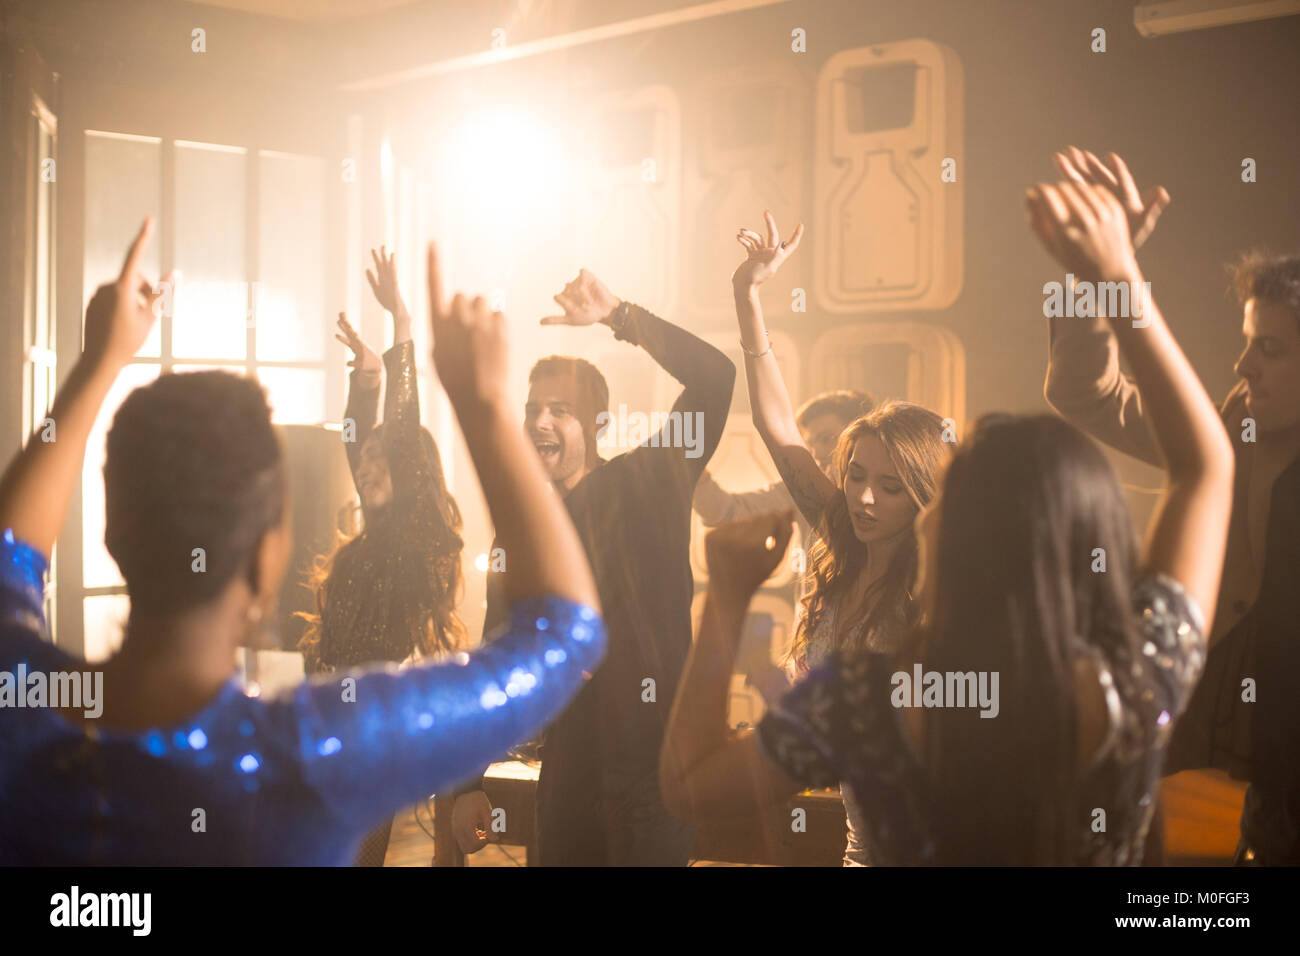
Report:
760,573,1206,865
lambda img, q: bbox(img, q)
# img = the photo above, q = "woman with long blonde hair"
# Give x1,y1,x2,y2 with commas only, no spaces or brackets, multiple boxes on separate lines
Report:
715,211,949,864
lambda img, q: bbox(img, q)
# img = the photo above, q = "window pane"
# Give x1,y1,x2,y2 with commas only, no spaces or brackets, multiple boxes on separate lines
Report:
84,131,162,358
257,151,324,362
82,364,160,588
257,368,325,424
84,594,130,663
174,141,247,360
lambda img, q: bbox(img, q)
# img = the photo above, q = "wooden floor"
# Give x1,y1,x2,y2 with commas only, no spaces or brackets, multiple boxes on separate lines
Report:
381,801,757,866
382,768,1249,867
382,802,527,867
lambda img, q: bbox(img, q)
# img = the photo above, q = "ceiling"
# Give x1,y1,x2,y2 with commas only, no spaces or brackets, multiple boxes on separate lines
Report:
179,0,430,25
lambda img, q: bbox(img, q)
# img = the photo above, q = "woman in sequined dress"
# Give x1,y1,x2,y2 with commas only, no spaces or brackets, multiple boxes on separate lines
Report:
0,223,606,865
298,247,466,864
300,246,465,675
661,182,1233,865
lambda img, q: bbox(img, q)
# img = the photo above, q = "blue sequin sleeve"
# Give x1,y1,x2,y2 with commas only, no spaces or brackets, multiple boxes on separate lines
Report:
287,593,605,826
0,529,48,633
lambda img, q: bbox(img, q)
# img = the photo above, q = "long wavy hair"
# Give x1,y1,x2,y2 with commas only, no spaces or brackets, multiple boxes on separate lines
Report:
297,423,466,670
912,414,1142,864
791,401,948,663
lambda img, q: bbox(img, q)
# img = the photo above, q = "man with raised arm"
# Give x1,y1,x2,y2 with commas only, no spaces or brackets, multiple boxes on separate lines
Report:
452,269,735,866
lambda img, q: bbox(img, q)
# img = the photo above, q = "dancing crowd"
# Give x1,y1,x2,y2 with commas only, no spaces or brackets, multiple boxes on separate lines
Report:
1,145,1296,866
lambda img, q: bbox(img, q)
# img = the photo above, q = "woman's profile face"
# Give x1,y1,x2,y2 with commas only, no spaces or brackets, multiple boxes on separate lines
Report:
841,434,917,546
357,434,393,510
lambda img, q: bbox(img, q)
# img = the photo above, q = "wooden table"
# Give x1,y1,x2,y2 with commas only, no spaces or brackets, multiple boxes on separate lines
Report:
433,761,848,866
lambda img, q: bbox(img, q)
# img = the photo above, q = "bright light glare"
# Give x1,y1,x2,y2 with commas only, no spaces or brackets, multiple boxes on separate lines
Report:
441,108,567,224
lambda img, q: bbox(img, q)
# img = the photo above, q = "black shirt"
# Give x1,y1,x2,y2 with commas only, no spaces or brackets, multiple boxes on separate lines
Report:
485,304,735,777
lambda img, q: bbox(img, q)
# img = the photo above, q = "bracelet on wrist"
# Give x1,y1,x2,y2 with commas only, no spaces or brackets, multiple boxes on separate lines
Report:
740,331,772,358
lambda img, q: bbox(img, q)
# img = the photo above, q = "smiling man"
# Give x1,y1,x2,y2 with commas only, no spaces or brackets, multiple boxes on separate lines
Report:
450,268,735,866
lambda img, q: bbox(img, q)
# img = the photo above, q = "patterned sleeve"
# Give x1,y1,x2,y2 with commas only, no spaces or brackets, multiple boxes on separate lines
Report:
382,341,460,560
1130,573,1208,725
343,368,380,496
288,594,605,825
757,656,851,789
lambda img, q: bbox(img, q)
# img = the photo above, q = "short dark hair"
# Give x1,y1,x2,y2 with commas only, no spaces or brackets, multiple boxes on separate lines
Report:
1229,251,1300,328
795,389,875,429
104,371,284,613
528,355,610,428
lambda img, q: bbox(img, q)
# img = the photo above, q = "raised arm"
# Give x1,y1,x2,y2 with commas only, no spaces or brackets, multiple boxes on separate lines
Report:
660,511,801,821
296,242,606,822
335,312,380,488
732,212,838,529
0,219,166,560
1028,180,1233,631
1041,148,1171,466
693,472,796,528
543,269,736,479
427,244,598,610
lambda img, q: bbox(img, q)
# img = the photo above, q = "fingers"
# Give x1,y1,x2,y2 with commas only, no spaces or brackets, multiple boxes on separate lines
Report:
365,269,379,299
370,247,383,277
553,289,581,314
1106,152,1143,209
1136,185,1171,243
1056,180,1101,226
1054,150,1089,186
783,222,805,254
763,210,779,247
1034,183,1072,226
119,216,154,283
427,242,445,319
1081,149,1120,192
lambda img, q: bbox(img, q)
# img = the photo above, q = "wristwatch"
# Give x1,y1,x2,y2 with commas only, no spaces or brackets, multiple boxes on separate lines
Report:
607,300,638,344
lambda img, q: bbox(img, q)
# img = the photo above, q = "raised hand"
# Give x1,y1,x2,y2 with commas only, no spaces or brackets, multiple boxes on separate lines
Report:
1027,181,1141,285
541,268,621,327
366,245,401,312
335,312,381,383
366,245,412,342
1053,147,1170,249
732,210,804,291
705,510,795,602
83,217,171,369
427,243,509,409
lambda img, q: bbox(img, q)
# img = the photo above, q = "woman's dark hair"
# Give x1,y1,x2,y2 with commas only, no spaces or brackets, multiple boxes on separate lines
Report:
914,414,1140,864
298,423,465,669
104,371,284,613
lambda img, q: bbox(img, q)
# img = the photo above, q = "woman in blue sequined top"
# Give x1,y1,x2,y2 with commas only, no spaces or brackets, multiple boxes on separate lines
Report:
0,222,605,865
660,181,1235,864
